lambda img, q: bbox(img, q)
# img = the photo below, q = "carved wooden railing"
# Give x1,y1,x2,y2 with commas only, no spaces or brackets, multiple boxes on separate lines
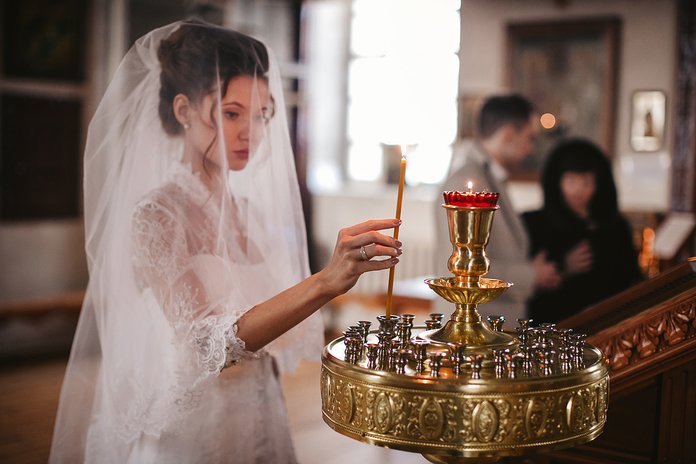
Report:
565,258,696,378
524,257,696,464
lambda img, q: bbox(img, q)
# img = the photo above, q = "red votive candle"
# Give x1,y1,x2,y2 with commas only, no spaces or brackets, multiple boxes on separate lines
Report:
443,190,499,207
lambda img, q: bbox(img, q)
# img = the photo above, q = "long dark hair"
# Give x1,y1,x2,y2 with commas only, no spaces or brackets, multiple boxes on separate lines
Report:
157,20,270,136
541,138,619,225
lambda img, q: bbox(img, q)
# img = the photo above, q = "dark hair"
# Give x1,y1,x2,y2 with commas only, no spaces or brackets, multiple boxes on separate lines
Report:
157,20,270,135
541,137,619,223
478,94,534,139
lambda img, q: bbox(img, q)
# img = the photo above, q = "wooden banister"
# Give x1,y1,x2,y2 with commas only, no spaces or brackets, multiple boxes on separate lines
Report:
528,257,696,463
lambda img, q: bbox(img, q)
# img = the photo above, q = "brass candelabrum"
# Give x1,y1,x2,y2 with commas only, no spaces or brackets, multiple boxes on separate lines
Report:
321,192,609,463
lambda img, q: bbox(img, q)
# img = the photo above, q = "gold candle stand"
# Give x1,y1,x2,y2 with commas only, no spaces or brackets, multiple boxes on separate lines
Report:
321,197,609,463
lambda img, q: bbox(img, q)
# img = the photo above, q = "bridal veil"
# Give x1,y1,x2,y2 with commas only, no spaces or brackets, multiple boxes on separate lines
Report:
50,20,323,462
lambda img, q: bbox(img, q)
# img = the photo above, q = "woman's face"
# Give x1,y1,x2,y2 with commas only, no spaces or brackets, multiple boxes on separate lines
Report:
218,76,270,171
189,75,270,171
560,170,596,218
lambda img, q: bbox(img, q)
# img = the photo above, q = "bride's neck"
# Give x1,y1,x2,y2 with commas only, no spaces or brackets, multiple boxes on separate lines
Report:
182,146,223,194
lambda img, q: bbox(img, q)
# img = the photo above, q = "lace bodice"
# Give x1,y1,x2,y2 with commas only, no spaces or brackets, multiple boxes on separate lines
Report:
131,164,256,374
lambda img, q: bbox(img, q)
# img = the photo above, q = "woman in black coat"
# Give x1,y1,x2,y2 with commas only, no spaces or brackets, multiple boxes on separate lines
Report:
522,138,643,323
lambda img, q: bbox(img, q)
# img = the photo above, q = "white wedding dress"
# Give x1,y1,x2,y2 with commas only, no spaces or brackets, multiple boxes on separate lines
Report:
79,164,300,463
50,22,323,463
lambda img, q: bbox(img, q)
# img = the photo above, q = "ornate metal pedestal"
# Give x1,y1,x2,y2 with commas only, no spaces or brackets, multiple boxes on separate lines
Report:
322,331,608,463
321,193,609,463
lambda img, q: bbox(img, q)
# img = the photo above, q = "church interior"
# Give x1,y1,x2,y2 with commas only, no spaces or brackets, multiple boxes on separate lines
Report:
1,0,695,463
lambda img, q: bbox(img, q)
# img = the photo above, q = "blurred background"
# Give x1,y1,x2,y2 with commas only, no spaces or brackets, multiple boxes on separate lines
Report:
1,0,694,463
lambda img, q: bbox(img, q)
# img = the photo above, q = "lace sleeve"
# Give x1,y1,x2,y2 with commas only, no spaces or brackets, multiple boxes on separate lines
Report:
131,199,252,372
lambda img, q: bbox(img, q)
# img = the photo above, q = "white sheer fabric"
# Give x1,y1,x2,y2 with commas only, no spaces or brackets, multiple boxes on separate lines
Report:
50,21,322,463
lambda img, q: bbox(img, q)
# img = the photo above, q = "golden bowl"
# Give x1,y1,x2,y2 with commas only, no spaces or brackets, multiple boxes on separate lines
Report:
425,277,513,305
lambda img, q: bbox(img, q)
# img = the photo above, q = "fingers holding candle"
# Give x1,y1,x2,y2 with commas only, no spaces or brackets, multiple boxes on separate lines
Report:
357,242,403,262
341,218,402,236
344,219,403,264
319,219,402,295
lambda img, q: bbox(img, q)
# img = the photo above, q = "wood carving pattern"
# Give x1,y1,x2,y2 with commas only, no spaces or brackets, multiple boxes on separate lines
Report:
593,301,696,371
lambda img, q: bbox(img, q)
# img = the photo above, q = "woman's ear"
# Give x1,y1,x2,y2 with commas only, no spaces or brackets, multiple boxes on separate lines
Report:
173,94,191,129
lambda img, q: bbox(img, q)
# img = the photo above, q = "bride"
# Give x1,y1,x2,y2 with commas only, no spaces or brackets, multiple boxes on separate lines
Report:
50,20,402,463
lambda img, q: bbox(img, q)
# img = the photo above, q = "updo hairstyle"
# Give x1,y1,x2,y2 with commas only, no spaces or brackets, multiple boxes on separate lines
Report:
157,20,270,136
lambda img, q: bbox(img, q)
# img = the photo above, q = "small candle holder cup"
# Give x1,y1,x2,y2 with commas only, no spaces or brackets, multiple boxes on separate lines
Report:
377,315,400,335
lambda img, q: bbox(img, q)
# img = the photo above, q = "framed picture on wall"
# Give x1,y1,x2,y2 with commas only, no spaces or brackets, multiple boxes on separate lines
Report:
630,90,666,152
506,17,620,180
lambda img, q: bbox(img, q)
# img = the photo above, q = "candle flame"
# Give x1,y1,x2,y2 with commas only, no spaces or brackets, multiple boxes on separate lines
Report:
400,145,407,160
467,181,473,192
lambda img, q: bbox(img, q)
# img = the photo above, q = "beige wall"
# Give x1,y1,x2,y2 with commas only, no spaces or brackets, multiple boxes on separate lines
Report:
459,0,676,212
0,221,88,301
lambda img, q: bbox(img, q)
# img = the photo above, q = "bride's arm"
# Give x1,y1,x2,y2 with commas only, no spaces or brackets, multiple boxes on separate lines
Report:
236,218,402,352
133,198,401,367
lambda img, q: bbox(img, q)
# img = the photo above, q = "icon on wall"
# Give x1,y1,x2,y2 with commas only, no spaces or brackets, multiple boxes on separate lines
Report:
630,90,666,152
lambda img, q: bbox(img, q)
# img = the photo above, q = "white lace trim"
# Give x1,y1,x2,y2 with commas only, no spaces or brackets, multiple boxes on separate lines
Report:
223,323,258,369
168,162,210,201
192,314,234,373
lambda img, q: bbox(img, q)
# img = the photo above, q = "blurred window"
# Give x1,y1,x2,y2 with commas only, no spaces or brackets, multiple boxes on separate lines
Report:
346,0,460,185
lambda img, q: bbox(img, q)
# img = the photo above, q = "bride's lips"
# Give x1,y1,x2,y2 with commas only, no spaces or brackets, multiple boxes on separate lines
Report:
234,149,249,160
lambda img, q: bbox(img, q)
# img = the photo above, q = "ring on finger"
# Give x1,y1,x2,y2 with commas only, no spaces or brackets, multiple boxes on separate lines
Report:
359,245,369,261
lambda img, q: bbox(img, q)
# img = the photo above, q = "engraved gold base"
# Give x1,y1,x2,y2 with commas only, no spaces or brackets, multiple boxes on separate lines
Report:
321,333,609,463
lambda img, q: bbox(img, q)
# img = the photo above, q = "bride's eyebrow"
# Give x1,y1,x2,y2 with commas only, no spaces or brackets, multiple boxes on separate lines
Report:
222,101,268,113
222,101,244,109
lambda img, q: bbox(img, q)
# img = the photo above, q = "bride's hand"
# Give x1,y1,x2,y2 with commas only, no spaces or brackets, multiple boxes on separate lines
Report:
318,219,403,296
